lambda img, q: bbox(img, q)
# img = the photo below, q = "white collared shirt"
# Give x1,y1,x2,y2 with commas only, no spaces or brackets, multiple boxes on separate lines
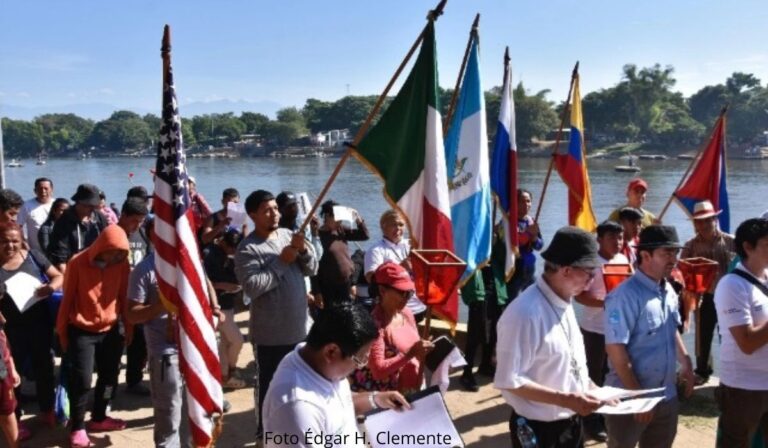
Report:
494,276,589,421
364,238,426,314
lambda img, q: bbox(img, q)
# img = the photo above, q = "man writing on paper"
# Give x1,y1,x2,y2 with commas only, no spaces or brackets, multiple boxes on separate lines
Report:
262,303,408,448
495,227,609,448
604,225,695,448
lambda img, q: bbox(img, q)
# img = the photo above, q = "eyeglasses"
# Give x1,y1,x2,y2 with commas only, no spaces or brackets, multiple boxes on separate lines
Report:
351,353,369,368
573,267,597,281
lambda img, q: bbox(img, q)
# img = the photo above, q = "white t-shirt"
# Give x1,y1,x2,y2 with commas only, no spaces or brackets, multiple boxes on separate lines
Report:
494,276,590,421
577,253,629,334
17,198,52,253
714,264,768,390
364,238,426,314
263,343,365,448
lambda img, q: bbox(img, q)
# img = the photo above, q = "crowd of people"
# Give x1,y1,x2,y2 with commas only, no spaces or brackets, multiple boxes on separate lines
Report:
0,174,763,448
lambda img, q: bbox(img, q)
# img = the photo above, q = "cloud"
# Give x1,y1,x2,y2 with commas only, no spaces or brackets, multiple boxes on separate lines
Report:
98,88,115,96
14,53,88,72
16,92,30,98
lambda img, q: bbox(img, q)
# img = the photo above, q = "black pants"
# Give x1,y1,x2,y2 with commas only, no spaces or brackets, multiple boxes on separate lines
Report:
2,300,55,415
256,344,295,434
580,329,606,386
510,411,583,448
126,325,147,387
68,325,123,431
695,292,717,377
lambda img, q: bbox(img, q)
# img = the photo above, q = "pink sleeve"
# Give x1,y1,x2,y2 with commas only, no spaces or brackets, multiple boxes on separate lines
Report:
367,327,411,381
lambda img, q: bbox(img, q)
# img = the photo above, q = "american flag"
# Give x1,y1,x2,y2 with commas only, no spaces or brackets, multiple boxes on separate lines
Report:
153,26,223,446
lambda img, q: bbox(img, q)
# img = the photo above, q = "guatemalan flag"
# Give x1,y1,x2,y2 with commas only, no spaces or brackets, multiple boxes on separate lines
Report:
445,35,491,284
489,48,517,281
673,108,730,232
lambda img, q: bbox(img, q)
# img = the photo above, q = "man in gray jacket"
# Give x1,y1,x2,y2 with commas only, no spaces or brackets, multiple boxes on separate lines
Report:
234,189,317,438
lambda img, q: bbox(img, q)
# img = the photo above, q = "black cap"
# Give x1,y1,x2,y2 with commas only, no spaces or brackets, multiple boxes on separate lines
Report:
541,226,600,269
276,191,297,209
596,220,623,237
121,197,149,216
127,186,150,201
636,225,683,250
618,207,644,222
71,184,101,206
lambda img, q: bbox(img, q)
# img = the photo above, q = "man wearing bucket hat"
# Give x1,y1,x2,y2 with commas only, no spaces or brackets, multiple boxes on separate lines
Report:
47,184,109,273
495,227,611,447
608,178,657,229
680,200,735,385
604,225,695,448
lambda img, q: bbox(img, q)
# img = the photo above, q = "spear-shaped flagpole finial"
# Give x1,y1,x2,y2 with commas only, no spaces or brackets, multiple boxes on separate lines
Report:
427,0,448,21
572,61,580,79
504,46,510,65
721,103,729,115
162,25,171,57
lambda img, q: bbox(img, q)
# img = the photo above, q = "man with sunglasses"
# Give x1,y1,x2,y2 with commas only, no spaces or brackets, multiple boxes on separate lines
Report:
604,225,696,448
495,226,610,448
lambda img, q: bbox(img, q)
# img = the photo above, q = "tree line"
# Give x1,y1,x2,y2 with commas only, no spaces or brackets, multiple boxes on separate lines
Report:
2,64,766,158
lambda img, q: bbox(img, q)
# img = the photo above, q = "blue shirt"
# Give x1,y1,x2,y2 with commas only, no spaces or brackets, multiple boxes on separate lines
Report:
604,269,680,399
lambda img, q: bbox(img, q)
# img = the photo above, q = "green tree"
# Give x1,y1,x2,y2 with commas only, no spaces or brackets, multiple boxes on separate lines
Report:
512,83,558,146
34,113,94,153
240,112,269,134
261,121,302,146
142,114,162,134
1,118,44,157
212,113,246,143
88,110,152,151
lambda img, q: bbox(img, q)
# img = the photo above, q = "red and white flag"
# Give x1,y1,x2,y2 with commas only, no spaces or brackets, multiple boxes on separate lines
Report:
153,26,223,447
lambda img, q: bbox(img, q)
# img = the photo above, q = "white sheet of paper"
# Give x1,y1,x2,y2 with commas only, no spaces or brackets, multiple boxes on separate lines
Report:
226,202,247,230
430,347,467,394
4,272,44,313
587,386,665,402
597,396,665,415
364,388,464,448
332,205,356,225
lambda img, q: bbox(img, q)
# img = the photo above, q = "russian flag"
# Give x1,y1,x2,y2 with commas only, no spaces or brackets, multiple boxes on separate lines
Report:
489,48,518,280
673,109,730,232
445,36,491,284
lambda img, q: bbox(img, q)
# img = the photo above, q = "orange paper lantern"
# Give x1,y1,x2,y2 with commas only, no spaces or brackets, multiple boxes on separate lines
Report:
602,263,633,293
677,257,719,294
410,249,466,307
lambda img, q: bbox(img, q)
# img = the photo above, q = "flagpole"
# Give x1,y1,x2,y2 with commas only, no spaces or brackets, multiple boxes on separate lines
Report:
443,13,479,134
0,115,5,189
298,0,448,235
533,61,579,224
657,104,728,222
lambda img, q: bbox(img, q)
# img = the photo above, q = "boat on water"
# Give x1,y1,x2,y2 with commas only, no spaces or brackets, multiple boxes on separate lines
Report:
614,165,641,173
678,154,696,160
36,154,47,165
638,154,668,160
6,159,23,168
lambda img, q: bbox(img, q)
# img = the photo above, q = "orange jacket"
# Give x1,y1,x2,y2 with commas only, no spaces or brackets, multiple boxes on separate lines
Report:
56,225,131,342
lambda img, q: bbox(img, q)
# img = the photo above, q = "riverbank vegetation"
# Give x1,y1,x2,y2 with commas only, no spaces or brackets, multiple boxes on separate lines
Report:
2,65,766,158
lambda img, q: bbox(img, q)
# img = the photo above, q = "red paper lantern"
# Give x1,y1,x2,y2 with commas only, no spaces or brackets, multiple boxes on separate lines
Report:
409,249,466,307
602,263,633,293
678,257,719,294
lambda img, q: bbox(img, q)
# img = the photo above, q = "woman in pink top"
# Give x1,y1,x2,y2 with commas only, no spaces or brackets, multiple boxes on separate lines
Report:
366,262,433,394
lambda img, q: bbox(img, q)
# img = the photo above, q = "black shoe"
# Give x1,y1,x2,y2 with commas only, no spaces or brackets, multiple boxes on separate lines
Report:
125,383,151,396
459,374,479,392
476,364,496,377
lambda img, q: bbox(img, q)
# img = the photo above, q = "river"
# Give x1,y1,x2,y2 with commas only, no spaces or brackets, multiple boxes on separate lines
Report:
5,155,768,372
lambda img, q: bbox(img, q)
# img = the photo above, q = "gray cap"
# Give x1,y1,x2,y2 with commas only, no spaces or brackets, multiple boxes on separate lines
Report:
541,226,600,269
71,184,101,206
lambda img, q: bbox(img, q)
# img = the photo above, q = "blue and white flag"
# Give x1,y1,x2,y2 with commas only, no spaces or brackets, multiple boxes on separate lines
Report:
445,36,491,284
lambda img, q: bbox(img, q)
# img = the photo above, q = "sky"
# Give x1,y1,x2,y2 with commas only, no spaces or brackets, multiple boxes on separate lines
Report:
1,0,767,118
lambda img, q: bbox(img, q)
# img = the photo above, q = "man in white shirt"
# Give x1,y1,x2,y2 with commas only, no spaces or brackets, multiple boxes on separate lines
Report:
364,210,426,321
494,226,609,448
713,218,768,446
575,220,628,442
263,303,410,448
17,177,54,252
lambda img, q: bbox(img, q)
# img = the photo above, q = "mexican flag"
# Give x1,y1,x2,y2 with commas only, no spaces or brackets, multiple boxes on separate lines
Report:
353,22,457,323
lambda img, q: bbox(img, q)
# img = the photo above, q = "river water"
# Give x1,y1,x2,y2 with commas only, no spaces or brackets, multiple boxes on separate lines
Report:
5,155,768,372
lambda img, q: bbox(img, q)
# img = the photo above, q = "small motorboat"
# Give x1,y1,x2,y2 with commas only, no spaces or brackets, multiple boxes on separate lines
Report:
614,165,641,173
6,159,23,168
638,154,668,160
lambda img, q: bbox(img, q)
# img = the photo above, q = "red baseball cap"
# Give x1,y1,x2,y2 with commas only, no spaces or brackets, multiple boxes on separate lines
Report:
374,261,415,291
627,178,648,192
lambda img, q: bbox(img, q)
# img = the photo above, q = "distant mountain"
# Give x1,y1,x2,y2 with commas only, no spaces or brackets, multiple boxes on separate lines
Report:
0,99,283,121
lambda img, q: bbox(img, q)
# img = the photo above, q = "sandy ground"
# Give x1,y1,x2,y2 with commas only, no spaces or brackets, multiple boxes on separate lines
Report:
15,314,718,447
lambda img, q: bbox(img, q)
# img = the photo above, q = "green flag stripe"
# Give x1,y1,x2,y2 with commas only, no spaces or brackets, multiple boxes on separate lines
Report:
355,22,438,202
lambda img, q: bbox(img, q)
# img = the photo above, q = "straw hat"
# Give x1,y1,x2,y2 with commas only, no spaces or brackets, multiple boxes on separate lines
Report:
690,200,722,220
